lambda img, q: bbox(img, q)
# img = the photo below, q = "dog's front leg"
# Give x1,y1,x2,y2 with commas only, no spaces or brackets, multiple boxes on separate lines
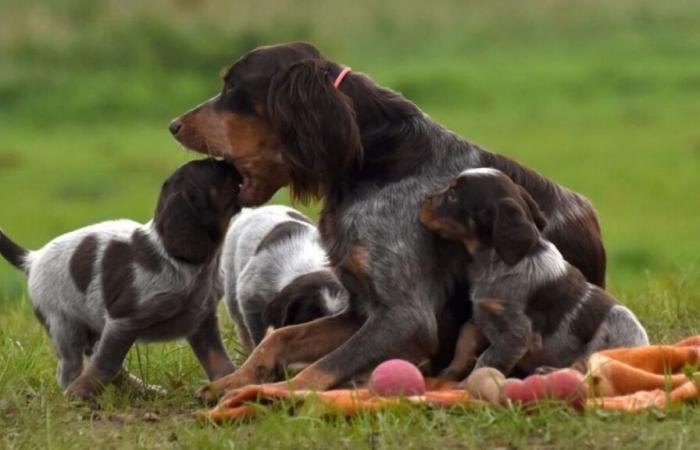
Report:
439,320,489,381
197,312,361,404
188,310,237,381
473,302,531,375
64,321,137,400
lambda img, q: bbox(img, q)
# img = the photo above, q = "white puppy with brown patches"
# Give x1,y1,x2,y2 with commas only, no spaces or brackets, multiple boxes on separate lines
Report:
0,159,241,399
222,205,348,354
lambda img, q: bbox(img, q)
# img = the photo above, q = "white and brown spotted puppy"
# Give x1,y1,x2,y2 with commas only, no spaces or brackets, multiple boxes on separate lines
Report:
0,159,242,399
222,205,348,354
420,168,648,379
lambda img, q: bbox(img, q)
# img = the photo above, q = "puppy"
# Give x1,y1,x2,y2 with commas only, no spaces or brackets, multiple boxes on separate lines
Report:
420,168,648,379
0,159,242,399
222,205,347,354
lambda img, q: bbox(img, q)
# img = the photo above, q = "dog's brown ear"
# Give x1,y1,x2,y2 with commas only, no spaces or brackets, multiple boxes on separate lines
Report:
156,192,217,264
492,198,539,265
517,185,547,231
267,59,362,201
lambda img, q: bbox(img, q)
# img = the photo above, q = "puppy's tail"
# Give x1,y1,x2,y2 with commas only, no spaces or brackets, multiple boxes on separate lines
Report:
0,228,30,273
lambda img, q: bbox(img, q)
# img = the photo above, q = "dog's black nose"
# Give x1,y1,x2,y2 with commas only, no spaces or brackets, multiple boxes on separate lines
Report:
169,119,182,136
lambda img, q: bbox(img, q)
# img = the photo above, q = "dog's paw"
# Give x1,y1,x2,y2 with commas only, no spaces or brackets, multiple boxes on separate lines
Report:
196,383,222,406
438,368,464,381
64,376,101,402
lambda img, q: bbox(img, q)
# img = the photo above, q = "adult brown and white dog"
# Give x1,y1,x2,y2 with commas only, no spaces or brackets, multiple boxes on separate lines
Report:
169,42,607,401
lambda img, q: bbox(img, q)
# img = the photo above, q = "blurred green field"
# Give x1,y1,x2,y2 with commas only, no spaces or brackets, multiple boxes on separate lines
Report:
1,0,699,296
1,1,700,448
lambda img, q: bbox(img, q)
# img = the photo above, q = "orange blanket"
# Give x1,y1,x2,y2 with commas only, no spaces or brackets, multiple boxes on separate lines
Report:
203,336,700,423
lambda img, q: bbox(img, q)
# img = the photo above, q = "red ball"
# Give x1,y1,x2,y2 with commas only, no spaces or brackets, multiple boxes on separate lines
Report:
545,369,587,411
369,359,426,397
503,370,587,411
503,375,547,405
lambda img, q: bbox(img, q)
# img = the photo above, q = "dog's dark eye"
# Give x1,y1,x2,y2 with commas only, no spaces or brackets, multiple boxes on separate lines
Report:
221,84,254,113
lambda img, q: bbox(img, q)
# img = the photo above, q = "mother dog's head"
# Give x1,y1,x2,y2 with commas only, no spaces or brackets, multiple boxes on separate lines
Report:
169,42,363,206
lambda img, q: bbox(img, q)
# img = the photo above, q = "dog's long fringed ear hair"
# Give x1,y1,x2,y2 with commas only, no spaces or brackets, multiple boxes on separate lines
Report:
267,59,363,201
492,198,540,265
517,186,547,231
155,192,217,264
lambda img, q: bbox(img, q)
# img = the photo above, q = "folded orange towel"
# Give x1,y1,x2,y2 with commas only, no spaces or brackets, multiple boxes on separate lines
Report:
203,336,700,423
586,336,700,411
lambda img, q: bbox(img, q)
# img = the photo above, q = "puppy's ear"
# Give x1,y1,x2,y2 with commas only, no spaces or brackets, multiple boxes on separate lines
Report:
517,185,547,231
156,193,216,264
267,60,362,200
261,292,293,329
492,198,539,265
263,292,325,329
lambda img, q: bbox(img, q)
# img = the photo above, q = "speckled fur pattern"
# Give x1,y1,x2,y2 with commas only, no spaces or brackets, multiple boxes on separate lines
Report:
0,160,241,397
169,43,610,391
424,169,648,377
222,205,348,354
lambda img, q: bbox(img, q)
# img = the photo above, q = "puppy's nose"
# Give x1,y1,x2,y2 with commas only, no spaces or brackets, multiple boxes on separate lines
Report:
169,119,183,136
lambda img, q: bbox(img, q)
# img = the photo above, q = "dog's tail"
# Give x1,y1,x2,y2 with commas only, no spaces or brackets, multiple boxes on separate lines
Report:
0,228,30,273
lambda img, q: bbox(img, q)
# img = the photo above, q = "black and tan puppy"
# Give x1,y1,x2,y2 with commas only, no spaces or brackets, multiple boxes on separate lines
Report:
420,168,648,379
0,159,241,399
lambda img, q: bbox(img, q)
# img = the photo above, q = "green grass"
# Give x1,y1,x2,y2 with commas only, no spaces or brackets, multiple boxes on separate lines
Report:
2,278,700,449
1,0,700,448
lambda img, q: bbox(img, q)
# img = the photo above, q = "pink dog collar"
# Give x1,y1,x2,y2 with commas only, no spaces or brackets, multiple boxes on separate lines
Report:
333,67,352,88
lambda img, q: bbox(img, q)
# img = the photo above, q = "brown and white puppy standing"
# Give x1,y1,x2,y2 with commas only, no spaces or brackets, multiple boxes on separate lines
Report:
420,168,648,379
0,159,241,399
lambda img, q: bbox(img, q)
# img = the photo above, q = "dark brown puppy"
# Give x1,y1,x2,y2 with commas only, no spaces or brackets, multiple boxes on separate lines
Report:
169,42,607,400
420,168,648,379
0,159,242,399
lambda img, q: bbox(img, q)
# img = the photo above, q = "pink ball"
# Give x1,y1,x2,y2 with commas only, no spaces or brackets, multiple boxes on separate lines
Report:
546,369,587,411
369,359,426,397
503,369,587,411
503,375,547,405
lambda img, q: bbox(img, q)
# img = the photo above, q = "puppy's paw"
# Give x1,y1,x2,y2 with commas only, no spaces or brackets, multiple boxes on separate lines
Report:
196,367,265,405
438,368,464,381
196,383,222,406
64,375,102,402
